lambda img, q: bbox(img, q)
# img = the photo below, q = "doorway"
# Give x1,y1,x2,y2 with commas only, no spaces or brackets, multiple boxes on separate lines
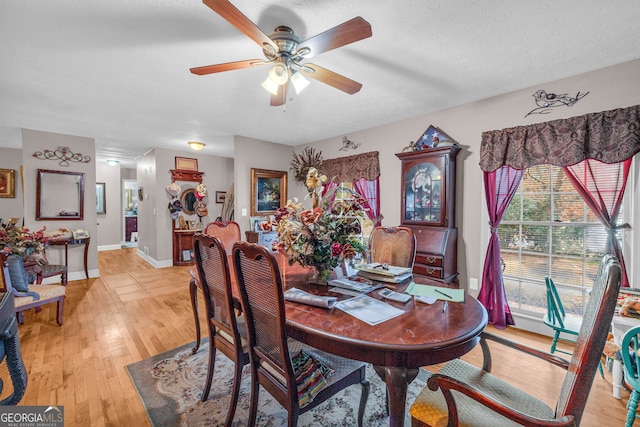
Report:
122,179,139,248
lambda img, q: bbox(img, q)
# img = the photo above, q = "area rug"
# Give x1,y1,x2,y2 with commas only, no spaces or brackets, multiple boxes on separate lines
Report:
126,339,428,426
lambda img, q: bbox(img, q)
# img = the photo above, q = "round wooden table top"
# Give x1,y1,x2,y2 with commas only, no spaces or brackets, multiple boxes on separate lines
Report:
282,268,488,368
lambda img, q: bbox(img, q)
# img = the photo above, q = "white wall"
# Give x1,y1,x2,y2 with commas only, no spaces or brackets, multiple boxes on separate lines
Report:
0,147,25,220
233,136,296,238
21,128,99,280
306,59,640,299
96,161,122,249
135,148,234,266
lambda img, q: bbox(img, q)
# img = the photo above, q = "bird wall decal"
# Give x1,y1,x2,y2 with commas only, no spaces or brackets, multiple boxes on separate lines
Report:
525,89,589,117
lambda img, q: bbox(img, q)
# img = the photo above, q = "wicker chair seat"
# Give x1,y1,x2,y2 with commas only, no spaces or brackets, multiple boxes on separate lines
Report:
215,314,248,349
410,358,554,426
13,285,66,307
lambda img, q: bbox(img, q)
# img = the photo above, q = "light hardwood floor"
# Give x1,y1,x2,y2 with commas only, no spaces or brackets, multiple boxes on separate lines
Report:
0,248,632,426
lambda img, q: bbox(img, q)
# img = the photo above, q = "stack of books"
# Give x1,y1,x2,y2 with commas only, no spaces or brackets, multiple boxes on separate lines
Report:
355,262,413,283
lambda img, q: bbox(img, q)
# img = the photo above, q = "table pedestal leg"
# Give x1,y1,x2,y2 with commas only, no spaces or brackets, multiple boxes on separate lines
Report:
374,365,419,427
189,278,201,354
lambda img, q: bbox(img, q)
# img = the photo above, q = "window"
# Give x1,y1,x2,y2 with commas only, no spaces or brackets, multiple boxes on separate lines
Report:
499,164,625,317
334,182,375,245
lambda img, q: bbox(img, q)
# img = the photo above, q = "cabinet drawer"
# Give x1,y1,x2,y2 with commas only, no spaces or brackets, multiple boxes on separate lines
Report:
413,263,444,279
415,254,443,267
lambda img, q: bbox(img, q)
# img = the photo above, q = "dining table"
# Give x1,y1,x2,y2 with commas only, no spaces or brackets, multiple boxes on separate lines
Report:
190,256,488,427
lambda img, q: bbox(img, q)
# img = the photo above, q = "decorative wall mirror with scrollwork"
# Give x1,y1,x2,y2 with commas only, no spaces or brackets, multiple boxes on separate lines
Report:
36,169,85,220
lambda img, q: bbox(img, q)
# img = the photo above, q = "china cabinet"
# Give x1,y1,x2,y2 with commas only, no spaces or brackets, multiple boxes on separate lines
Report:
396,145,460,285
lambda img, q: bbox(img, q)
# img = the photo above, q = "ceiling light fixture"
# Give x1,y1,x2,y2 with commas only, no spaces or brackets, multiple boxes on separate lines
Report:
260,55,312,96
188,141,206,151
107,159,120,166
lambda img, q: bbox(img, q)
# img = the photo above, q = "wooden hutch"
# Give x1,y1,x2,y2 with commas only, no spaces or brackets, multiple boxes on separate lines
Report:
396,145,460,285
170,169,204,266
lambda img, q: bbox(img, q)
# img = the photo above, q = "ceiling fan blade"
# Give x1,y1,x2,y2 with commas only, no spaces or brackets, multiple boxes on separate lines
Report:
270,84,287,106
203,0,277,50
190,59,265,75
301,64,362,95
297,17,372,59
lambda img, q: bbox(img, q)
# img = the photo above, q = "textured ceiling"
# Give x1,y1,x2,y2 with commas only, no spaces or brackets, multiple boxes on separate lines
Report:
1,0,639,167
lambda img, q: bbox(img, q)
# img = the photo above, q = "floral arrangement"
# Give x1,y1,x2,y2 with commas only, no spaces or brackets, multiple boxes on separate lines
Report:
271,186,368,281
0,225,51,257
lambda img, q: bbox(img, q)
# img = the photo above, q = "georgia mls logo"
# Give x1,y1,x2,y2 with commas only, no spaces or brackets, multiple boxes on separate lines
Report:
0,405,64,426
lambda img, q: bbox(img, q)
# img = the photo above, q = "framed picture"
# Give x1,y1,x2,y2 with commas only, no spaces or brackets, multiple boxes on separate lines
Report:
182,249,192,262
0,169,15,198
215,191,226,204
175,156,198,171
251,168,287,216
96,182,106,214
250,216,267,232
414,125,453,150
138,187,144,201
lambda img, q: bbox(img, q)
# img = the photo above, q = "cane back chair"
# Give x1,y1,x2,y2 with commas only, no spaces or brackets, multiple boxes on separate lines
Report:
193,234,248,426
410,254,622,427
232,241,370,427
368,226,416,268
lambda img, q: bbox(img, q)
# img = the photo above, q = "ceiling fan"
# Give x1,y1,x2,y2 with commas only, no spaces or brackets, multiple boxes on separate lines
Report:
190,0,372,106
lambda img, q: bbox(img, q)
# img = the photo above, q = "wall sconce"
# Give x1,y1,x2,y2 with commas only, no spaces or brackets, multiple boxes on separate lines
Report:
188,141,206,151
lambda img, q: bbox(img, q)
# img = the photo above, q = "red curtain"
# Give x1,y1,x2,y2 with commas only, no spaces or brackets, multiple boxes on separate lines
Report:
353,178,381,226
563,159,631,287
479,166,523,328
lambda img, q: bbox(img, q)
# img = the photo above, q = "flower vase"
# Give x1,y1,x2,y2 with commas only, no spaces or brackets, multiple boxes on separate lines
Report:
309,265,334,285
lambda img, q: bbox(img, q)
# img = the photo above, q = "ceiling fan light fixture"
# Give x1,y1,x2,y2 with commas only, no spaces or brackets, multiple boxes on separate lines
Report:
261,77,280,95
291,71,310,94
188,141,206,151
268,62,289,85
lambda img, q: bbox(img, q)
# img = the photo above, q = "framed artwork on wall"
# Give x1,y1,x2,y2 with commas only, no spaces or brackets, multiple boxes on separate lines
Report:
250,168,287,216
0,169,15,198
175,156,198,171
96,182,106,214
215,191,226,204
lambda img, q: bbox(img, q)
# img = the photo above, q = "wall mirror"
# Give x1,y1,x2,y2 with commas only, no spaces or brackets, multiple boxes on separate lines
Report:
180,187,197,215
96,182,106,214
36,169,85,220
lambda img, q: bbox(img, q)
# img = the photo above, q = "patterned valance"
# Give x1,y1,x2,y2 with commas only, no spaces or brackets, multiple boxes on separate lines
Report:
479,105,640,172
322,151,380,182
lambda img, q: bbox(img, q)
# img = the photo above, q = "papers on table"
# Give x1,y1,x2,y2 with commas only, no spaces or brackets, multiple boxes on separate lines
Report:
327,278,381,293
356,270,413,284
335,295,406,326
405,283,465,302
284,287,338,309
355,263,412,277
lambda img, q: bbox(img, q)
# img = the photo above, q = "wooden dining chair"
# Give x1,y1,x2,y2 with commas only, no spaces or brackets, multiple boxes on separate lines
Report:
620,325,640,426
232,241,370,427
191,221,241,354
409,254,621,427
203,221,241,253
0,253,66,326
193,234,248,426
368,226,416,268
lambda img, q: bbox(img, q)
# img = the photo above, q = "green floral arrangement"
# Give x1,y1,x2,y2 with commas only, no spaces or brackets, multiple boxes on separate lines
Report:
271,186,367,281
0,225,50,257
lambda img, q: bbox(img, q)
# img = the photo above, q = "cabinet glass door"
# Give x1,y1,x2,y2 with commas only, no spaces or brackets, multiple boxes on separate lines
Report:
404,162,442,223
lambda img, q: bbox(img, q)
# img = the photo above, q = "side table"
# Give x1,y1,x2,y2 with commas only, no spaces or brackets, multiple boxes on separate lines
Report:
46,237,90,279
